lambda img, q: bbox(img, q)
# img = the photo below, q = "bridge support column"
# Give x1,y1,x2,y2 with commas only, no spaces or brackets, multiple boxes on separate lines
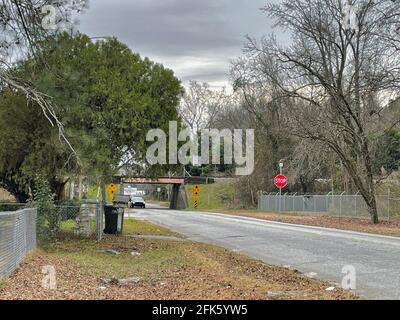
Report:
170,184,180,210
170,184,188,210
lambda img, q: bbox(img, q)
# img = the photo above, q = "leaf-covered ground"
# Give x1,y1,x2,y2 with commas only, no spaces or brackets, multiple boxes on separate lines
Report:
0,219,358,300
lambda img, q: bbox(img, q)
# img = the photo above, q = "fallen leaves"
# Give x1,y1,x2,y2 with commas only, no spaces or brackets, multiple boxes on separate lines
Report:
0,223,358,300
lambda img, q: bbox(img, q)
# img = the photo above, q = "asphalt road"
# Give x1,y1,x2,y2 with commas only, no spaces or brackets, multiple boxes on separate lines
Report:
130,208,400,300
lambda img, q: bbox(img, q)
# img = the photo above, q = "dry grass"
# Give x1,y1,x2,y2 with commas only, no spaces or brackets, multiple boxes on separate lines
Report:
0,278,6,290
0,219,358,300
0,188,15,202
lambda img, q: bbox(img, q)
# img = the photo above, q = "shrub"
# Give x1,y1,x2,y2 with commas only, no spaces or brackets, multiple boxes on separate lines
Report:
33,178,60,240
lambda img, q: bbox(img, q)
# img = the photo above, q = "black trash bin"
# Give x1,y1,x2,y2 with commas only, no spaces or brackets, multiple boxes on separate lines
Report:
104,205,124,235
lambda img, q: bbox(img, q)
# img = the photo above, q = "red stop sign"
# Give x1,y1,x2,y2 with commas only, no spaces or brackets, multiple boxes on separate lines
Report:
274,174,287,189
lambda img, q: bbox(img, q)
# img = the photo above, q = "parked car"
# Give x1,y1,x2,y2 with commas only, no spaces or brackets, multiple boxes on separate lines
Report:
129,196,146,208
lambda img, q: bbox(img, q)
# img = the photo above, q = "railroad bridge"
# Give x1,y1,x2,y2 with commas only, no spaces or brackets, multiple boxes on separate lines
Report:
113,176,188,210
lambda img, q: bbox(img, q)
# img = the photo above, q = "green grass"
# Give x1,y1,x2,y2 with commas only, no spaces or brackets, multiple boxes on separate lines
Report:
185,181,236,211
60,218,179,237
122,219,180,237
0,278,6,290
62,246,184,279
60,220,76,232
60,219,97,233
50,218,185,280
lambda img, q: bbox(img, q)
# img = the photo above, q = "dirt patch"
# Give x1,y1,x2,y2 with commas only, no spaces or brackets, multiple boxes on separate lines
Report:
212,210,400,237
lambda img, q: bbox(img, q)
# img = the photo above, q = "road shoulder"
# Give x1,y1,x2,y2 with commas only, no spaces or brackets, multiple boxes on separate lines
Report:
204,210,400,237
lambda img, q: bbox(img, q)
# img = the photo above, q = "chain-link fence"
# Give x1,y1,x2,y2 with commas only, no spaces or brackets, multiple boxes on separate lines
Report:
258,193,400,220
0,208,37,278
55,201,101,239
0,201,103,279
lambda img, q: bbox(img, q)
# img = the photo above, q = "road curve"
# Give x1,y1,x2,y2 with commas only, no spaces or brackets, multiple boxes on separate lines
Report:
129,209,400,300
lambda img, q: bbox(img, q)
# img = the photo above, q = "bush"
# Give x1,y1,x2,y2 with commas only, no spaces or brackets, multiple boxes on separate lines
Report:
33,178,60,240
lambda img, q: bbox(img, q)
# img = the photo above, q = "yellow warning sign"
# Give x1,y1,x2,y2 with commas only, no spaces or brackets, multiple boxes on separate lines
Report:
192,185,202,194
192,185,201,209
107,184,118,201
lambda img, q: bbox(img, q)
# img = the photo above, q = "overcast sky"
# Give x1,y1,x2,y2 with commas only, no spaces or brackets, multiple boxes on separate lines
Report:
77,0,278,89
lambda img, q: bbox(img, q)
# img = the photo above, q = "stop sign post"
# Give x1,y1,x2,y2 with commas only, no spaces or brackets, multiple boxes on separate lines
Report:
275,162,287,212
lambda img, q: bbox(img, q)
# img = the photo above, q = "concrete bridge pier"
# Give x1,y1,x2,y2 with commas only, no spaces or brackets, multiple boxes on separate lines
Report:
118,177,188,210
170,184,188,210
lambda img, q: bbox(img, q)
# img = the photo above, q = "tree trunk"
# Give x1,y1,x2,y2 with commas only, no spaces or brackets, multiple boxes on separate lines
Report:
367,195,379,224
365,169,379,224
363,138,379,224
1,178,29,203
300,176,308,194
52,180,68,202
15,191,29,203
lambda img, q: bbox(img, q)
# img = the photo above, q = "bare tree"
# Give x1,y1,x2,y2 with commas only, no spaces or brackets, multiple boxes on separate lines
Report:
287,140,332,194
241,0,400,223
180,81,231,133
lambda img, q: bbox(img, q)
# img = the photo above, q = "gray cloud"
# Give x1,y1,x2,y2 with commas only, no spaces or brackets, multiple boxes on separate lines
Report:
76,0,276,88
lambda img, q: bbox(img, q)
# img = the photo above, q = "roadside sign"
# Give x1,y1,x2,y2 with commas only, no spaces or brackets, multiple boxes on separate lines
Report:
274,175,287,189
192,185,202,194
192,185,201,209
107,184,118,201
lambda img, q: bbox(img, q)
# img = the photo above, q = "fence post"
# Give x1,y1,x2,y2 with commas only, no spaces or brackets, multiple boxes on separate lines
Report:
13,213,18,269
388,189,391,221
326,192,330,214
96,201,103,241
293,193,296,212
276,193,279,213
355,195,357,218
314,196,316,213
283,193,287,212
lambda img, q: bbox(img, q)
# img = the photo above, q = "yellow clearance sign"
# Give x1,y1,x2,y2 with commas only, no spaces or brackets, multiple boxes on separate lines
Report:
107,184,118,201
192,185,202,194
192,185,201,209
